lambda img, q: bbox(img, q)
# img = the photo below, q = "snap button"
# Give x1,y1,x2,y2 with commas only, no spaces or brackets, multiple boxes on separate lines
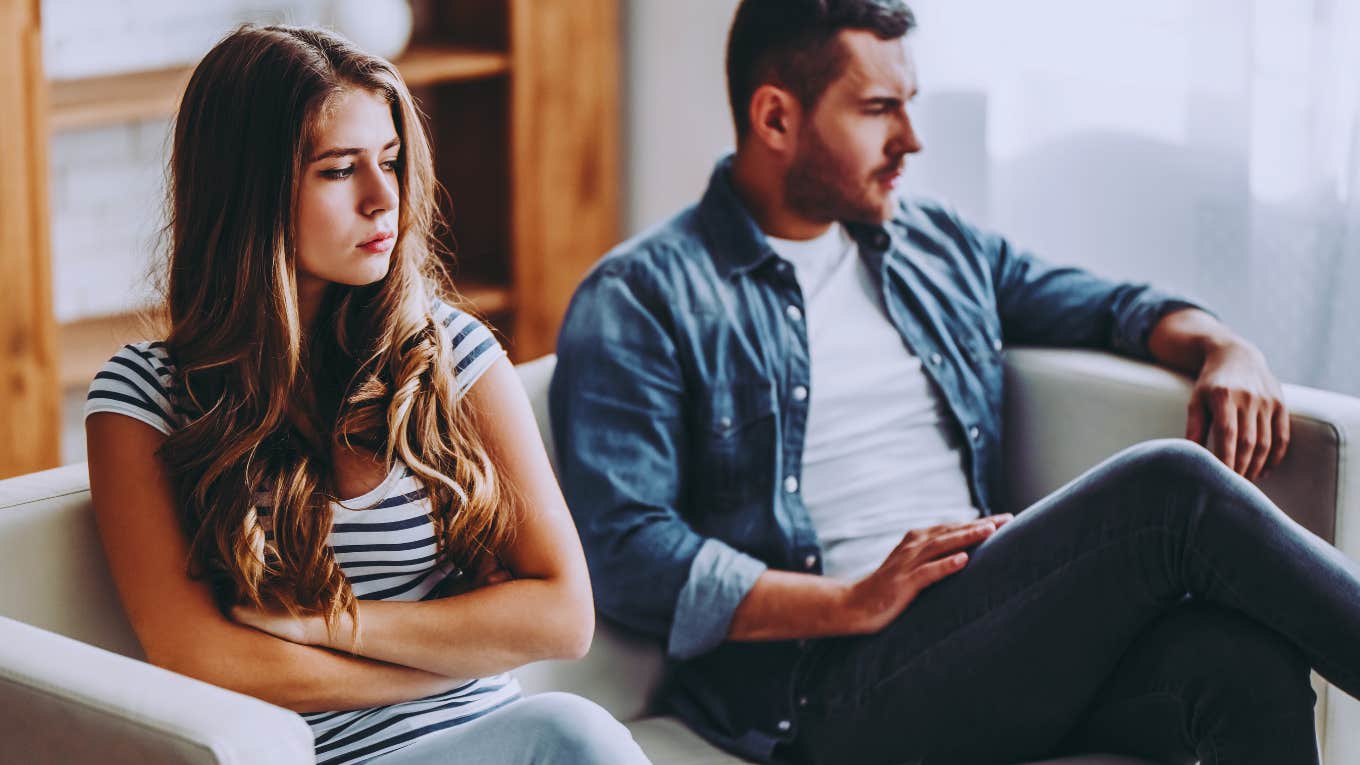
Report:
969,426,982,442
929,353,943,366
777,719,792,732
786,304,803,322
792,385,808,401
992,338,1003,352
798,695,810,708
803,553,817,569
784,475,799,494
718,416,732,430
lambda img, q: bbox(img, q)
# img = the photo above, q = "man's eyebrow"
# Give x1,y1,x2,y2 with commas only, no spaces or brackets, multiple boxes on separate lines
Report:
309,137,401,163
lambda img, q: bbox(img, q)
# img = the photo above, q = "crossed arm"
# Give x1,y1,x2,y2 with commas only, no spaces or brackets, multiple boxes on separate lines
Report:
87,357,592,713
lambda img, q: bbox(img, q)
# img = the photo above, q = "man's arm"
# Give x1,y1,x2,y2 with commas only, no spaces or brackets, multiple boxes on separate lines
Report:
726,517,1009,641
946,206,1287,481
552,260,764,659
1148,308,1289,481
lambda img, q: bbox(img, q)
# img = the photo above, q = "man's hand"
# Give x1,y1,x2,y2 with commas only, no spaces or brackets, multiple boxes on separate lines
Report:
839,515,1011,635
1185,340,1289,481
1148,308,1289,482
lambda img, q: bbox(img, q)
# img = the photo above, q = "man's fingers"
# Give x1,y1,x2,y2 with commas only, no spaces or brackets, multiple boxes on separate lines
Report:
1246,407,1272,481
1210,392,1238,471
1185,390,1208,443
1267,402,1291,471
914,524,996,562
906,552,969,593
1234,403,1257,476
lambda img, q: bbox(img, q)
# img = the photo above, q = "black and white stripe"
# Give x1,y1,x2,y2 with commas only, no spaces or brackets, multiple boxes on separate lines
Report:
85,300,518,765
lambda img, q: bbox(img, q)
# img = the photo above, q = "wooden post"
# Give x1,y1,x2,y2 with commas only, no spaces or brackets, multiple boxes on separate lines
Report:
510,0,621,360
0,0,60,477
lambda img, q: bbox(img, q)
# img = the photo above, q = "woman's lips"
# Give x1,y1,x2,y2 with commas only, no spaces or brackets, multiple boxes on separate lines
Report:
358,232,395,253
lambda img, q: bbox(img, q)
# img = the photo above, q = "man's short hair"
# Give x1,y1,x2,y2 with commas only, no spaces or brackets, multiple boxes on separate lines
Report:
725,0,916,139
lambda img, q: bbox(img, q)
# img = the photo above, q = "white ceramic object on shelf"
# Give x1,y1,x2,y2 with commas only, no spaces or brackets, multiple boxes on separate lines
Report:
328,0,414,61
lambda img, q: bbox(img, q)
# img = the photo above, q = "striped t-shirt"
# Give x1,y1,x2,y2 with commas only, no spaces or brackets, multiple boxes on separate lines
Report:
85,300,524,765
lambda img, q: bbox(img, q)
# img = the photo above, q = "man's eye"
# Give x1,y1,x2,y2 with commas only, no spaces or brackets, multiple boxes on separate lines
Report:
321,166,355,179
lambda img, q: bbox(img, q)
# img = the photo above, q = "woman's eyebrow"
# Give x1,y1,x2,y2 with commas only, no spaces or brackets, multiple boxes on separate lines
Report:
309,137,402,163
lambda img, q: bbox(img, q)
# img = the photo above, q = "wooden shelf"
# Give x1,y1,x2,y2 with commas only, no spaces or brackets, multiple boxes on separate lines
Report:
48,45,511,132
59,283,512,390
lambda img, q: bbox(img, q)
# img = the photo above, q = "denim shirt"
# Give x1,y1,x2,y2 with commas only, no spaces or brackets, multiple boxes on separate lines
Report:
550,155,1204,762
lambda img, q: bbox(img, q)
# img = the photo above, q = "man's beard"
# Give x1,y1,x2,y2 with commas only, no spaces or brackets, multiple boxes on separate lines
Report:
783,127,885,224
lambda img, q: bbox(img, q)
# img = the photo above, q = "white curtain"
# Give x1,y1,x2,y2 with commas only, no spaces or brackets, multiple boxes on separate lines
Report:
905,0,1360,395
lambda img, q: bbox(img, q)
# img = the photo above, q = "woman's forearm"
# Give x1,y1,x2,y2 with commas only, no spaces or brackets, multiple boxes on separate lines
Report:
321,577,593,678
158,623,469,714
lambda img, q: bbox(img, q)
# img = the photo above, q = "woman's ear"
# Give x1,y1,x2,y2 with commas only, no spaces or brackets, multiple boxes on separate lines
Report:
746,84,801,154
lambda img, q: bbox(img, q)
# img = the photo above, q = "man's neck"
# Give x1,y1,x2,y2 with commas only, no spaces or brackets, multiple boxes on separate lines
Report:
731,149,834,241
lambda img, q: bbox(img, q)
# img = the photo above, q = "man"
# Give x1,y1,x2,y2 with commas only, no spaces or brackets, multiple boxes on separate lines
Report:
550,2,1360,763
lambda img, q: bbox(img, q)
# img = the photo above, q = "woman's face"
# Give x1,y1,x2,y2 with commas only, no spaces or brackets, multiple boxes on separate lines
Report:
295,87,402,300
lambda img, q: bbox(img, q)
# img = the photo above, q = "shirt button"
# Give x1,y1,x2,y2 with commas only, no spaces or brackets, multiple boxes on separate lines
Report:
792,385,808,401
784,475,799,494
929,353,943,366
803,553,817,569
718,416,732,430
798,695,810,708
992,338,1003,352
777,719,792,732
785,304,803,322
873,231,890,249
969,426,982,442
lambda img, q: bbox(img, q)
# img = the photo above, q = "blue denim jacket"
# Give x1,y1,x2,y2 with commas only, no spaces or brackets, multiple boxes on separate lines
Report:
550,155,1203,761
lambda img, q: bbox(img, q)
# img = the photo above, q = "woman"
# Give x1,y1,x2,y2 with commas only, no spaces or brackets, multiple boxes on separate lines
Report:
84,25,649,765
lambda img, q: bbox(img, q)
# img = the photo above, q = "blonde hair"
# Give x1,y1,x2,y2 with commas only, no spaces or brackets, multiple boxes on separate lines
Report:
158,24,516,633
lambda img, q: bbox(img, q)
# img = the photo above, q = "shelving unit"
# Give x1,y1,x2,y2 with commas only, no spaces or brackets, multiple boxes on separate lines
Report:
4,0,619,475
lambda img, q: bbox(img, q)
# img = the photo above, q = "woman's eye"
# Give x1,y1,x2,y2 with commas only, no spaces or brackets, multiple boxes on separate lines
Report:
321,166,355,179
381,159,400,173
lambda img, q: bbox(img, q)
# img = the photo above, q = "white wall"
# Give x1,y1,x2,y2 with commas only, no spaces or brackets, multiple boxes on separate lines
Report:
622,0,740,235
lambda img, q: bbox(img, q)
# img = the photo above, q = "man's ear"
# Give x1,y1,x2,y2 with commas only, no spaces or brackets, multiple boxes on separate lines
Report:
747,84,801,154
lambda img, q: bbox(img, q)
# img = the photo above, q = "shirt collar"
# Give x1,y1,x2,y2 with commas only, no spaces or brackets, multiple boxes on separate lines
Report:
697,153,899,280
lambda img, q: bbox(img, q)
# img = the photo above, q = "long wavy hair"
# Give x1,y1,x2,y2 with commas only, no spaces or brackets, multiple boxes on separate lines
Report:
158,24,516,634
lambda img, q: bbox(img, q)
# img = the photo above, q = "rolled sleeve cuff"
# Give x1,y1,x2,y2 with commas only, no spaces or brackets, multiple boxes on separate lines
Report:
666,537,768,660
1112,292,1214,360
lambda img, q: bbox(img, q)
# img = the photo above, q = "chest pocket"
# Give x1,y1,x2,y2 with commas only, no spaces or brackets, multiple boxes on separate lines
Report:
700,380,778,509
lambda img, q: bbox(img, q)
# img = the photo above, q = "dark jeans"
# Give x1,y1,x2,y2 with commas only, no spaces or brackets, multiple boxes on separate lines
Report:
789,439,1358,765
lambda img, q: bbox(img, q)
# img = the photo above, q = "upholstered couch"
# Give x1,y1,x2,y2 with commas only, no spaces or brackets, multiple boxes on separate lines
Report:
2,348,1357,764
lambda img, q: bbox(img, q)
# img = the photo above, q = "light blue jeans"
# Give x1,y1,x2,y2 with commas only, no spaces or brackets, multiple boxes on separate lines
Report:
368,692,652,764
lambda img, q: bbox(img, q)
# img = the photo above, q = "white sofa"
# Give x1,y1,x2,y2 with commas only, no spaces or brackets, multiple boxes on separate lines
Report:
2,349,1358,764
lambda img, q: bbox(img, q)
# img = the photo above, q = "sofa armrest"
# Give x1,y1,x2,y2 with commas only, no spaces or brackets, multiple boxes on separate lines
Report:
0,616,314,765
1001,348,1360,542
1001,347,1360,765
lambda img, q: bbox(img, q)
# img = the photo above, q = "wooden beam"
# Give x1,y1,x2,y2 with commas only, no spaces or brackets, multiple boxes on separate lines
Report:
510,0,621,360
0,0,60,477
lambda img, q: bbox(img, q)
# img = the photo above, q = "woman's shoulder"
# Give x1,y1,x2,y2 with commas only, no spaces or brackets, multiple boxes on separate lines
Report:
84,341,183,436
430,297,507,395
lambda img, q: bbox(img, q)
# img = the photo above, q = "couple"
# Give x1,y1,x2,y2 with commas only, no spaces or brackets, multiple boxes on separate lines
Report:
85,2,1360,764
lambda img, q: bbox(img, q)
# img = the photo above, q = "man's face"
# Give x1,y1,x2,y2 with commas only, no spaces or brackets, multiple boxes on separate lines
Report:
785,30,922,224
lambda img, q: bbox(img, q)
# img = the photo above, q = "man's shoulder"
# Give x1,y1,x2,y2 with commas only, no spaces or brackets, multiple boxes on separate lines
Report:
583,203,714,288
888,195,970,236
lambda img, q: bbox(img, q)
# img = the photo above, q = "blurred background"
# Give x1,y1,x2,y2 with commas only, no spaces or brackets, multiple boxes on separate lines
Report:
1,0,1357,476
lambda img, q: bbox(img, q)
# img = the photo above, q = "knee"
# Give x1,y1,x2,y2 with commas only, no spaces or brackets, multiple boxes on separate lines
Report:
511,693,646,764
1118,439,1226,487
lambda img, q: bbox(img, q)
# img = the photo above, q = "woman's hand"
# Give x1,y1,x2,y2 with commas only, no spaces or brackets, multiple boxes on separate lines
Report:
230,603,329,646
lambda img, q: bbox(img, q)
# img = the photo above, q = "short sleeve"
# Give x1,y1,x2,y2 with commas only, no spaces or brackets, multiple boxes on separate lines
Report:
84,342,180,436
432,299,507,398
